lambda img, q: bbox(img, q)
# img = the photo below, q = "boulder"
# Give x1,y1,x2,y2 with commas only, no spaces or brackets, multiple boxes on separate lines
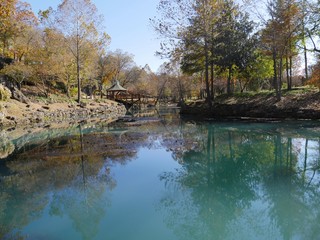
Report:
0,132,15,159
11,86,30,104
0,106,6,121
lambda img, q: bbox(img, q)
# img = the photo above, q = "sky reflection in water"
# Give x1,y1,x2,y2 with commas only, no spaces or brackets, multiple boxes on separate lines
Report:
0,109,320,240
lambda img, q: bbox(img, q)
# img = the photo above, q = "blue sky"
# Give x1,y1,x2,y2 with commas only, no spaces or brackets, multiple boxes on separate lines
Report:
25,0,165,72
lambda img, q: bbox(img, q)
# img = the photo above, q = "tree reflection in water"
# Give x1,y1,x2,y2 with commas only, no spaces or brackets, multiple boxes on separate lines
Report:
0,122,147,239
159,122,320,240
0,114,320,240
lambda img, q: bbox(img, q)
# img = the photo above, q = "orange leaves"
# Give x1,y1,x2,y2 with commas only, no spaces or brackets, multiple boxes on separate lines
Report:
15,1,38,27
309,61,320,89
0,0,16,33
0,0,37,28
0,0,37,57
0,0,16,17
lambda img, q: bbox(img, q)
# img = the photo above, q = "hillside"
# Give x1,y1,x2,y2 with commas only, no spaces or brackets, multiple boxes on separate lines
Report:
0,84,126,129
181,88,320,120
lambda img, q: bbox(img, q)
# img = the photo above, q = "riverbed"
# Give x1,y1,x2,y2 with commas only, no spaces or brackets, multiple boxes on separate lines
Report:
0,107,319,240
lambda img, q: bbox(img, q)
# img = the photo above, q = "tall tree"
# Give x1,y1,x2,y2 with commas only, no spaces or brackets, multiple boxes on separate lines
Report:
212,0,256,95
261,0,301,100
54,0,105,103
301,0,309,81
153,0,259,100
183,0,223,103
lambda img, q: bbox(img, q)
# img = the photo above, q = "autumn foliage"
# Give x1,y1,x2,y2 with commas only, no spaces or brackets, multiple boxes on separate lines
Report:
1,0,320,104
309,60,320,89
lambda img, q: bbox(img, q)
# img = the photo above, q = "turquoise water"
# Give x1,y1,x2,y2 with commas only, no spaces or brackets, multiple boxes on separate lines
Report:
0,109,320,240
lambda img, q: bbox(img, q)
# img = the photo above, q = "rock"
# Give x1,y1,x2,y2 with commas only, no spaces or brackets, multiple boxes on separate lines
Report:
35,118,42,123
0,132,15,159
0,102,6,120
0,111,5,121
11,87,30,104
0,99,126,129
79,102,87,108
5,116,15,121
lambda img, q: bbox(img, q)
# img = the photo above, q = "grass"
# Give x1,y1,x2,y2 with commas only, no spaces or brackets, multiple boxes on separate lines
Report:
215,85,318,100
185,85,319,106
215,90,274,103
282,86,318,96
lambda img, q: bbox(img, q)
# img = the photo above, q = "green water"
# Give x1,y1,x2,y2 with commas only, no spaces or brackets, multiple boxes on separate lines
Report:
0,108,320,240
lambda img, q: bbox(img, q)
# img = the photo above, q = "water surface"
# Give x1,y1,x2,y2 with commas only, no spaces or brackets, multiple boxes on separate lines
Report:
0,108,320,240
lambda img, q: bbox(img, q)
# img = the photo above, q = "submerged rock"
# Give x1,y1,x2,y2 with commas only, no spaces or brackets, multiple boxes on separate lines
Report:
0,132,15,159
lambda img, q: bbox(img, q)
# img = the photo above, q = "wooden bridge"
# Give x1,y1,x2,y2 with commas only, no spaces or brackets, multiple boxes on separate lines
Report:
101,80,155,109
91,80,157,110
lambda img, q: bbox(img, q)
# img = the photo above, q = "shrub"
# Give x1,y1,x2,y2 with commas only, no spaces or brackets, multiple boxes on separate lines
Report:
309,59,320,90
70,87,78,97
0,84,11,101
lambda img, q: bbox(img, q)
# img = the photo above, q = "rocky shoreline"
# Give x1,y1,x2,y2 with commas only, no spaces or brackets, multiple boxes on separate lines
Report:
0,99,127,129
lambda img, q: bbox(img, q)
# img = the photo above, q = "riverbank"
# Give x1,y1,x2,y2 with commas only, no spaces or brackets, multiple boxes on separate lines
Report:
0,96,126,130
180,88,320,120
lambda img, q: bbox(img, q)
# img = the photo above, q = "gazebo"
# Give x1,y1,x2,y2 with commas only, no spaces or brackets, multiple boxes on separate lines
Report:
106,80,127,100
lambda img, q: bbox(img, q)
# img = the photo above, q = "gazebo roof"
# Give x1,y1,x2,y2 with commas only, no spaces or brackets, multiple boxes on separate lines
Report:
107,80,127,91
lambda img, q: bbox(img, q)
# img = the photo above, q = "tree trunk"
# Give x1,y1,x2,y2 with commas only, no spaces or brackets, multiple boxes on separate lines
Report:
278,57,283,101
302,0,308,81
272,49,281,101
304,44,308,81
204,40,212,106
76,24,81,103
77,56,81,103
289,55,293,90
65,74,71,98
286,54,290,90
227,65,232,95
210,62,214,101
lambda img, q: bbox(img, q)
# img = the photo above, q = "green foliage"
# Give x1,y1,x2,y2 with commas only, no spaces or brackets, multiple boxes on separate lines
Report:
214,90,274,103
153,0,314,99
70,87,78,98
0,84,11,101
237,51,274,92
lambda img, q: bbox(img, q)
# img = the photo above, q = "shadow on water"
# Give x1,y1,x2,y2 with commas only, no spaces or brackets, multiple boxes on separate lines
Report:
0,107,320,239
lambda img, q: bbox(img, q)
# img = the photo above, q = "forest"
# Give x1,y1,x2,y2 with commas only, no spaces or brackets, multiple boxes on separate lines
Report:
0,0,320,105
